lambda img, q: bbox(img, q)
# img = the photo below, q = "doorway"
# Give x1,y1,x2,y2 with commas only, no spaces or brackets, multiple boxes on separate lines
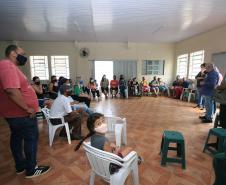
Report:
95,61,113,86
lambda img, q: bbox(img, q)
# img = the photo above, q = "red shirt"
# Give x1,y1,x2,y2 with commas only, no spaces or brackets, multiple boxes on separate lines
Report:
0,59,39,118
110,80,119,88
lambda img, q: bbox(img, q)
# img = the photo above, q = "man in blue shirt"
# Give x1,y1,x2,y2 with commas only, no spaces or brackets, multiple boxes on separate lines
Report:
200,63,219,123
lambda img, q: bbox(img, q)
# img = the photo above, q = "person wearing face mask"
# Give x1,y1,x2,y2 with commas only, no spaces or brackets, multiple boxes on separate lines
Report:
100,74,109,99
50,84,84,140
58,79,93,115
31,76,44,99
88,78,100,100
31,76,46,107
48,75,58,99
72,80,91,107
74,113,138,159
119,74,127,98
110,75,119,98
0,45,51,178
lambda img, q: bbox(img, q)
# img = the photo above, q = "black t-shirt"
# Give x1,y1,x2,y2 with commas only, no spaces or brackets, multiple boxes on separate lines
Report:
195,71,207,87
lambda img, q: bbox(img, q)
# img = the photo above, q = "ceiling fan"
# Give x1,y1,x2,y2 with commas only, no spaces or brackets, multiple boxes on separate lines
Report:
79,47,90,58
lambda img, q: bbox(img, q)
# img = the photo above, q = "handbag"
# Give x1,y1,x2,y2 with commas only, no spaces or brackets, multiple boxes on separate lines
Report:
212,89,226,105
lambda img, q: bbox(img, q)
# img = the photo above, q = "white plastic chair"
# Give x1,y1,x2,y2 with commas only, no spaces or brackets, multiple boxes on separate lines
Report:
41,108,71,146
180,88,188,100
105,116,127,147
188,92,196,102
83,142,139,185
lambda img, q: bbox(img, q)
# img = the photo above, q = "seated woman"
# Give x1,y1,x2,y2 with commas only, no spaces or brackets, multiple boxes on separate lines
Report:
73,80,91,107
75,113,141,162
48,75,58,99
110,75,119,98
129,77,140,96
181,79,196,100
87,78,100,100
140,77,150,95
149,76,159,97
157,77,170,97
100,74,109,98
171,75,182,99
173,77,189,99
32,76,44,99
31,76,45,107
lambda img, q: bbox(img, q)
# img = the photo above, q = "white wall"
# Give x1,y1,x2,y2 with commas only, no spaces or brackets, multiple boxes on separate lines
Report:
78,42,175,84
0,41,78,81
175,24,226,76
0,41,175,84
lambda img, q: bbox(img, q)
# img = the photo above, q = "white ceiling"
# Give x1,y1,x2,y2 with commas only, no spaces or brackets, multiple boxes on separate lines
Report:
0,0,226,43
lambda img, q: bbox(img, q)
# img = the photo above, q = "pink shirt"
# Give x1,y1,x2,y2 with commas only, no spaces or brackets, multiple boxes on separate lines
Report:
0,59,39,118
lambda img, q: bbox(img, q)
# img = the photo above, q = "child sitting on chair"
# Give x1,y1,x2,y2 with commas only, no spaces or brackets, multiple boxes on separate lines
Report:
75,113,139,159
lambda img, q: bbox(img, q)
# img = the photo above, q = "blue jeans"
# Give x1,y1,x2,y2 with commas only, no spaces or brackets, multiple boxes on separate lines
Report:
72,103,94,115
196,88,205,107
6,117,39,175
120,86,126,98
204,96,214,120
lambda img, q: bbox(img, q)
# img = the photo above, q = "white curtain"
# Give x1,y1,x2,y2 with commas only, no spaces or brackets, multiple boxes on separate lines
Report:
113,60,137,80
88,60,95,78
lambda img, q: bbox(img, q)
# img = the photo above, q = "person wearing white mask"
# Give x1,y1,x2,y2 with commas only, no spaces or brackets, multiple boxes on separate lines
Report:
74,113,141,160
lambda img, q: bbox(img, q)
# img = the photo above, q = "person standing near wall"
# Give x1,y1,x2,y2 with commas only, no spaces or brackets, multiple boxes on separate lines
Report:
0,45,50,178
199,63,219,123
216,73,226,128
194,63,206,109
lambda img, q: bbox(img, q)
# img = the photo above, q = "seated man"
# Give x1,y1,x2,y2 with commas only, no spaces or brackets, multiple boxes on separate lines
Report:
157,77,170,97
110,75,119,98
149,76,159,97
119,75,127,98
50,84,83,140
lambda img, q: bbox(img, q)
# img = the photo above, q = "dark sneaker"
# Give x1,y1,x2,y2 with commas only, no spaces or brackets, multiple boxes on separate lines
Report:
16,168,25,174
202,119,212,123
25,166,51,178
199,115,206,119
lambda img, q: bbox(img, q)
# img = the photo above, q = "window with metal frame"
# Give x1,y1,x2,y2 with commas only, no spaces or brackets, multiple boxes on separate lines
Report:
177,54,189,78
142,60,165,75
30,56,49,80
51,56,70,79
188,50,205,79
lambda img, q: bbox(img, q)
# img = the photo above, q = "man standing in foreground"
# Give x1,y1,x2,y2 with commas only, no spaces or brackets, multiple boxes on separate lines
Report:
199,63,219,123
0,45,50,178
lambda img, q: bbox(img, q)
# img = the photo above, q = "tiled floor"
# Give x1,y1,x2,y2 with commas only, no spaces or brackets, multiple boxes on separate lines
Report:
0,96,215,185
